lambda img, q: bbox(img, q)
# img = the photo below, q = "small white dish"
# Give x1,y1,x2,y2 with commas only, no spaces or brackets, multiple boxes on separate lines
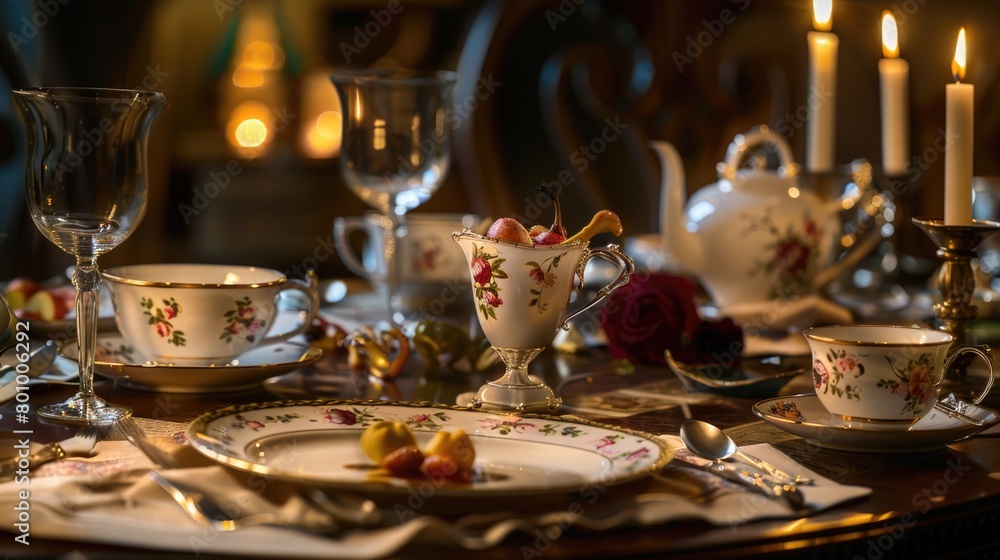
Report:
753,393,999,453
61,334,322,393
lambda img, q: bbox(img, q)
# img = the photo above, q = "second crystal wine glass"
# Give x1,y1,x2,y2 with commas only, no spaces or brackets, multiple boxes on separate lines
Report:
331,69,456,324
13,87,166,423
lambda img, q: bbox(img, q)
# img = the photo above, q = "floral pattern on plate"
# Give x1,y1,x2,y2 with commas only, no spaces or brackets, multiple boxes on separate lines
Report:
189,400,670,497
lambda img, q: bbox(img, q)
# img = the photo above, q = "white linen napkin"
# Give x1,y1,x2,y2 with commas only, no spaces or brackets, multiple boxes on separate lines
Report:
0,434,871,558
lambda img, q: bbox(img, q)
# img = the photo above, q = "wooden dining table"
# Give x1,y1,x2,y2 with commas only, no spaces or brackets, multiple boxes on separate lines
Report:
3,304,1000,560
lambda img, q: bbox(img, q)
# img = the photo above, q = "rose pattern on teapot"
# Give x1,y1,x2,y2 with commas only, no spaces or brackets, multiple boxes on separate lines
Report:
746,210,823,299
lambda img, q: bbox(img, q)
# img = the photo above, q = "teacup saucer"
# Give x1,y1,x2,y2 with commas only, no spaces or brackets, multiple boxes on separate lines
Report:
61,335,323,393
753,393,1000,453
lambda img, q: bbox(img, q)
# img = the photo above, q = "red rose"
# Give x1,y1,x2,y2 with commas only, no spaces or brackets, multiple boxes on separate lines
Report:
324,409,357,425
529,267,545,285
775,239,810,277
599,274,702,366
471,257,492,285
155,322,170,337
483,291,503,308
164,307,176,319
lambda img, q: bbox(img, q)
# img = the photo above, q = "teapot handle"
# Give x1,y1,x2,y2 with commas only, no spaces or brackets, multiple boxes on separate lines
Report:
716,125,799,182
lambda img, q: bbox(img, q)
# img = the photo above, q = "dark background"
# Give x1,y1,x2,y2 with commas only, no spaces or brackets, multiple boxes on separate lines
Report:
0,0,997,284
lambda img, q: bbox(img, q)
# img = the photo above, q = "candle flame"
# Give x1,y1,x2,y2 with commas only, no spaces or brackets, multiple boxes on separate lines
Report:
952,27,967,82
881,11,899,58
813,0,832,32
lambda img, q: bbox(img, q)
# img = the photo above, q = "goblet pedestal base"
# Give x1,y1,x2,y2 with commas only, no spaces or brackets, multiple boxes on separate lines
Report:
467,348,562,413
38,394,132,424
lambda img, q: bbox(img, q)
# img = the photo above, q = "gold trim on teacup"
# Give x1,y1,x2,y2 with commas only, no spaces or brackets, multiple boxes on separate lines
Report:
803,324,954,347
452,229,588,250
103,265,286,289
836,414,920,425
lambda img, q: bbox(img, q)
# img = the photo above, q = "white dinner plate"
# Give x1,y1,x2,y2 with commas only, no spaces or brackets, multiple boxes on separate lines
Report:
187,400,672,501
753,393,1000,453
61,334,323,393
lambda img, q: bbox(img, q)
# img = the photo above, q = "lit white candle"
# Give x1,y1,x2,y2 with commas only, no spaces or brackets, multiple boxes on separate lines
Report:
945,28,973,226
806,0,838,174
879,12,909,177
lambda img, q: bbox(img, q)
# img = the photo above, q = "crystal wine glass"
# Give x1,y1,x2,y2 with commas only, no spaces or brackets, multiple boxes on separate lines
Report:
13,87,165,423
331,69,456,324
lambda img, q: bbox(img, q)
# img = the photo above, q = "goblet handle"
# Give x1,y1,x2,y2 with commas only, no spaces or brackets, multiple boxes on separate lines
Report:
258,271,320,347
561,244,634,329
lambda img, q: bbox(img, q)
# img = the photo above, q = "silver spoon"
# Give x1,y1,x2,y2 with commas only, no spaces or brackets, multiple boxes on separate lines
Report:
680,419,814,485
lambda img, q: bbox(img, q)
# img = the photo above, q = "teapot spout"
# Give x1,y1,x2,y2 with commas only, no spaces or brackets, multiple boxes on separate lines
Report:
650,140,701,273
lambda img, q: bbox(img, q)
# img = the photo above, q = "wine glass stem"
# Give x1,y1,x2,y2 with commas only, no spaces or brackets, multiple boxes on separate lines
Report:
73,258,100,400
386,210,405,326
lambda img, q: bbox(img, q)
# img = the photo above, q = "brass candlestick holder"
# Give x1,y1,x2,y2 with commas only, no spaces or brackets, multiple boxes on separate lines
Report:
913,218,1000,378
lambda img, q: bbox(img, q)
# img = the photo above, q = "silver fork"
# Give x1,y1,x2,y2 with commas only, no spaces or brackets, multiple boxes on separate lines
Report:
115,416,182,469
0,423,102,479
147,471,343,533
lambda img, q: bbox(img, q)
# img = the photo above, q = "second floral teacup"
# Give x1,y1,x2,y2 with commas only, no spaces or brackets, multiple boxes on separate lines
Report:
103,264,319,365
803,325,995,428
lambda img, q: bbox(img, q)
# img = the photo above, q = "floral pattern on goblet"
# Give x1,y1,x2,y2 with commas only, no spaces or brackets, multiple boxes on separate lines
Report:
878,352,936,415
469,243,508,320
526,252,566,314
221,297,266,344
141,297,186,347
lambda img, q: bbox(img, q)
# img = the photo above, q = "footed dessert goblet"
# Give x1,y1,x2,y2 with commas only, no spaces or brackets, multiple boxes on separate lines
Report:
454,232,633,412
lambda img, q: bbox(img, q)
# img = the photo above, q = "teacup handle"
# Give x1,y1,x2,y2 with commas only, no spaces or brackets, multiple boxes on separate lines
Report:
944,345,996,404
561,244,635,329
258,271,321,347
332,216,373,279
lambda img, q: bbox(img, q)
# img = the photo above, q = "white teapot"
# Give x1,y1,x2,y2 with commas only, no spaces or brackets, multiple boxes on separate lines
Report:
651,126,874,310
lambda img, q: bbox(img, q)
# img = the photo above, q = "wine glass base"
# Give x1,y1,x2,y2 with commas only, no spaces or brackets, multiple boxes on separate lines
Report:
468,380,562,413
37,394,132,424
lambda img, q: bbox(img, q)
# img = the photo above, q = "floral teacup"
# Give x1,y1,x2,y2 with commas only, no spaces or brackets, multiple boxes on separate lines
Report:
803,325,995,428
103,264,319,365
